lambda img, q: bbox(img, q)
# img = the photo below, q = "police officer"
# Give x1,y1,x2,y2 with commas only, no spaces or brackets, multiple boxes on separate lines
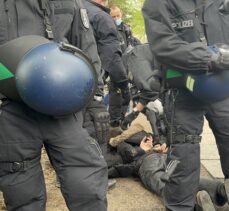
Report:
0,1,107,210
83,0,131,129
110,5,141,53
119,43,163,130
142,0,229,210
109,5,141,128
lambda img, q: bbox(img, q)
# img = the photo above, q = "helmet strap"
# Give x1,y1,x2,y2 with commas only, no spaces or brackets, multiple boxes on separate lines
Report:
38,0,54,40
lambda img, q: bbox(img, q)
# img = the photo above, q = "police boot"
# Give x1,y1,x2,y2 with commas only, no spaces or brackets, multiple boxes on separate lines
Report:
199,177,228,206
108,179,117,190
196,190,216,211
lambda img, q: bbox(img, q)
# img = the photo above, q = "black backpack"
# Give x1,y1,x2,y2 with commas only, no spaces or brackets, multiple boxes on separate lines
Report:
122,43,161,96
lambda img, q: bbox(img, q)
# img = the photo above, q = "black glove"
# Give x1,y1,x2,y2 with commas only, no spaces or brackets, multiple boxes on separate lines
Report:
85,100,110,145
121,88,131,106
114,81,131,106
208,45,229,72
120,110,139,130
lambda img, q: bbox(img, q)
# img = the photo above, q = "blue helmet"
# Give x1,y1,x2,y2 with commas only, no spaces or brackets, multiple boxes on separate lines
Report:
185,44,229,103
0,35,97,115
185,71,229,103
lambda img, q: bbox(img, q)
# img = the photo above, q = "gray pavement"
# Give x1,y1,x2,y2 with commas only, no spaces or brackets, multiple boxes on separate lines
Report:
201,120,224,179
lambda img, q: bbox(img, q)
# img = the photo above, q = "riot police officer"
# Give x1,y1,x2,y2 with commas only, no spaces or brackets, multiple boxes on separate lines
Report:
110,5,141,53
143,0,229,210
83,0,130,129
0,0,107,210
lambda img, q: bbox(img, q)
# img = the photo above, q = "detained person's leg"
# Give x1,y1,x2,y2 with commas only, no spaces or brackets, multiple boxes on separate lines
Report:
206,97,229,204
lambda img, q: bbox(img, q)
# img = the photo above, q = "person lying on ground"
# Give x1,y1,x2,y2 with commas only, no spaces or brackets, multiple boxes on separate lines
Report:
108,125,228,211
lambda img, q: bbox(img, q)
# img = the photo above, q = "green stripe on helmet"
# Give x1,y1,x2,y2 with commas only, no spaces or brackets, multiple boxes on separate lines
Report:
0,63,14,80
166,69,183,79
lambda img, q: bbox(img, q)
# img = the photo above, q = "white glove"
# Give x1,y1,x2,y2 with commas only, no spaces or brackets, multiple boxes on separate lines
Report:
146,99,164,115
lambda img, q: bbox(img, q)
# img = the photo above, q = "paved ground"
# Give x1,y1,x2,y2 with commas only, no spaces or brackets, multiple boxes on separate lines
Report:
0,115,228,211
200,120,224,179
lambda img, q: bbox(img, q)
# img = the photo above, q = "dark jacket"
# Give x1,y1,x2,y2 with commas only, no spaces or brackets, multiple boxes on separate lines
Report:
0,0,104,95
122,44,162,105
142,0,229,74
83,0,128,87
108,131,166,178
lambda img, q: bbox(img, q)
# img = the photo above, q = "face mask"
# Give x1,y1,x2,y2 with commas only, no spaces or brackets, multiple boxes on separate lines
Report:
115,19,122,26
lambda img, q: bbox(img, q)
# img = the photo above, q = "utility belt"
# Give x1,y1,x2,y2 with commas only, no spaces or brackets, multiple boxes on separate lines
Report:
172,134,202,144
0,156,40,173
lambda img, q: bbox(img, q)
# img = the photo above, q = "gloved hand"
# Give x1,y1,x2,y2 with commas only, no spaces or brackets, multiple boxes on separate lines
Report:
114,81,131,106
85,99,110,145
120,88,131,106
208,44,229,72
146,99,164,115
120,109,139,130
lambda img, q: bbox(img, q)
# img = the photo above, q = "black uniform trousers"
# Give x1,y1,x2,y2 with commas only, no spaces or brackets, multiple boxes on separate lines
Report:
164,89,229,211
0,100,108,211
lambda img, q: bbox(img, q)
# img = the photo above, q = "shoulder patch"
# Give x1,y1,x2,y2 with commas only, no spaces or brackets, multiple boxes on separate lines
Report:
80,9,90,30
